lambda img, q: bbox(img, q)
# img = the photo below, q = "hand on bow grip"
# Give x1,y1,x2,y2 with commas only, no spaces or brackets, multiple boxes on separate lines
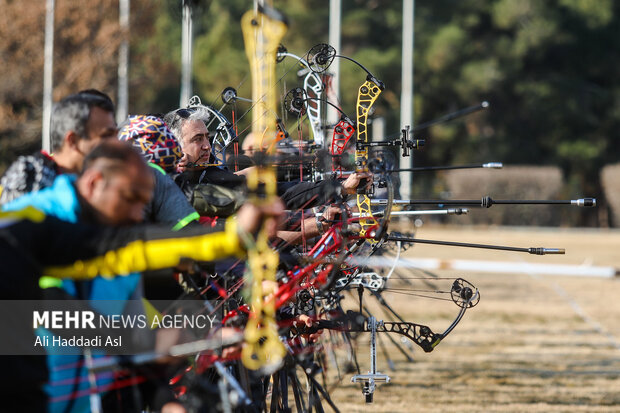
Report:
236,199,285,239
294,311,366,335
292,315,323,343
342,171,373,195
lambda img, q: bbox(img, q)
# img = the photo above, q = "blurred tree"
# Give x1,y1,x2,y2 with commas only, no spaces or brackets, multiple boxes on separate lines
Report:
413,0,619,225
0,0,164,167
0,0,123,162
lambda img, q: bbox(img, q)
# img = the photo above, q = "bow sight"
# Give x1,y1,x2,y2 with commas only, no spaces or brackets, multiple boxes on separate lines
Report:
356,124,425,157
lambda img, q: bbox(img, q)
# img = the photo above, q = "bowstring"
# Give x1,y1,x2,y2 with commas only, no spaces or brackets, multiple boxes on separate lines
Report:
227,51,310,142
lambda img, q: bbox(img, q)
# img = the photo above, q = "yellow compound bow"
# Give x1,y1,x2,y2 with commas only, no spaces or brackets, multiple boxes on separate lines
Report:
240,2,288,371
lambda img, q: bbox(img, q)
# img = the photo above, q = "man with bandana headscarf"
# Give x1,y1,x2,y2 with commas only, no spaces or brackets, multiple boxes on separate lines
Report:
118,115,200,230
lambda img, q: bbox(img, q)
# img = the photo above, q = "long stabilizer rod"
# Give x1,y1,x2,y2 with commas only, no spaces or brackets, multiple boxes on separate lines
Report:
388,162,503,173
353,208,468,217
319,162,501,179
386,235,565,255
372,197,596,208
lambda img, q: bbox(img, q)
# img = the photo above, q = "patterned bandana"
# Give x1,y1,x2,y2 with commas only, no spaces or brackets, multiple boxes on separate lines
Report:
118,115,181,173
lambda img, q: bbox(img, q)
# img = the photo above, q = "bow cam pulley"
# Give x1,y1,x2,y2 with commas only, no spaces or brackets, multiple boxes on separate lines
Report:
307,43,336,73
284,87,307,116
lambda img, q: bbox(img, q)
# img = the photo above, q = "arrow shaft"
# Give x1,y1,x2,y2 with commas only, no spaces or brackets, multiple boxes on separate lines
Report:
411,101,489,133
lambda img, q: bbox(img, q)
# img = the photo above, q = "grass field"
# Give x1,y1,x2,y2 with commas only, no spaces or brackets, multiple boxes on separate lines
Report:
325,225,620,412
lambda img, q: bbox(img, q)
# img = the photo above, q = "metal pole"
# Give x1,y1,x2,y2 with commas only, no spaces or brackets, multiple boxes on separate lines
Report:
180,0,194,107
327,0,341,126
369,317,377,375
42,0,55,152
117,0,130,123
372,117,384,142
400,0,414,199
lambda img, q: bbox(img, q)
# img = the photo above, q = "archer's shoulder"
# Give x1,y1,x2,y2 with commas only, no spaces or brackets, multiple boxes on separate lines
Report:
0,152,59,205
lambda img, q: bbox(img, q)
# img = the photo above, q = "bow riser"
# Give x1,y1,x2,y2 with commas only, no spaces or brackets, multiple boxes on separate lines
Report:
355,79,384,239
240,4,288,371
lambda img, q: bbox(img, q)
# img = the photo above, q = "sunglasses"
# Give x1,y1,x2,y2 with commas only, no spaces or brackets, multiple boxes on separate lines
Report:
167,107,198,130
174,107,197,119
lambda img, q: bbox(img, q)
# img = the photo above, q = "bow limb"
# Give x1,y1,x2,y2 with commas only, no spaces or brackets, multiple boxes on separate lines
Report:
378,278,480,351
330,119,355,178
277,50,325,146
353,76,387,247
302,69,325,146
239,3,288,372
302,282,479,354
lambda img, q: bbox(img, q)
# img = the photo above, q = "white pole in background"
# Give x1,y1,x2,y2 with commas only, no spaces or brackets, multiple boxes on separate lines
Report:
117,0,130,123
400,0,414,199
180,0,194,107
327,0,341,126
42,0,55,152
372,117,384,142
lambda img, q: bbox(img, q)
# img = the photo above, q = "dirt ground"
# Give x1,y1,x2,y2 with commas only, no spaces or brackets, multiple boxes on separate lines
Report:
325,225,620,413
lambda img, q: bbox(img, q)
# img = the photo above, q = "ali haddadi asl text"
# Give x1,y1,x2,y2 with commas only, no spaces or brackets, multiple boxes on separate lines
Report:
34,335,121,347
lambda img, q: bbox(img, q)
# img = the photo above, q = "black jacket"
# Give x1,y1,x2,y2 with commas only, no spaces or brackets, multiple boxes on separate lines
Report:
173,167,343,211
0,209,244,408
